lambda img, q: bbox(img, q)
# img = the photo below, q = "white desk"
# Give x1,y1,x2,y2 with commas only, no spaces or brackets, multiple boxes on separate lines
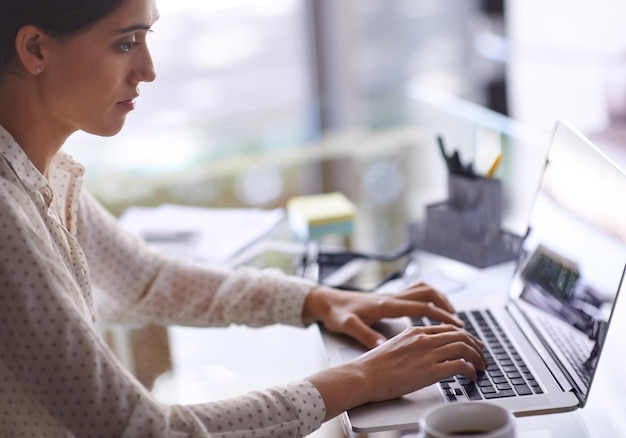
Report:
152,251,626,437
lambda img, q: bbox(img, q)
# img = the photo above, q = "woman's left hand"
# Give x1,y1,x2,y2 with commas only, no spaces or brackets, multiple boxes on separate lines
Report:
302,282,464,349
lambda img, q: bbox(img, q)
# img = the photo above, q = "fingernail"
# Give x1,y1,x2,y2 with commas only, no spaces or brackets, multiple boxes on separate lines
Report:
375,338,386,347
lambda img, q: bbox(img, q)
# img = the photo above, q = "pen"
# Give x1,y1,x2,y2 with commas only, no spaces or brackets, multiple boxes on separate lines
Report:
486,153,502,178
437,135,453,173
436,134,477,177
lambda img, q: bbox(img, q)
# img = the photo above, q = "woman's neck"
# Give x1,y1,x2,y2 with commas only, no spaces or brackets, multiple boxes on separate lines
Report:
0,77,69,176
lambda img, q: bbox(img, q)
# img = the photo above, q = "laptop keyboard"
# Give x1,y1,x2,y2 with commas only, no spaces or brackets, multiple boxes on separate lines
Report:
416,309,544,402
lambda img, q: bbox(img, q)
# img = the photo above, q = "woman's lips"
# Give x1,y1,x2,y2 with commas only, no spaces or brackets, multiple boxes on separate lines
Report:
117,98,136,111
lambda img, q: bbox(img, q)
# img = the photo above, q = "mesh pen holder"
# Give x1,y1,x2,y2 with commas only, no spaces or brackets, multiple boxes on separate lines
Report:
409,175,522,268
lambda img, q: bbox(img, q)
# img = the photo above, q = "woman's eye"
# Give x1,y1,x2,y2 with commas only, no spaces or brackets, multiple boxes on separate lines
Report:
118,41,137,52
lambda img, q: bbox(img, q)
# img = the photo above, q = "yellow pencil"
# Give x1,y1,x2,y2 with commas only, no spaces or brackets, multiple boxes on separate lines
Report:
486,153,502,178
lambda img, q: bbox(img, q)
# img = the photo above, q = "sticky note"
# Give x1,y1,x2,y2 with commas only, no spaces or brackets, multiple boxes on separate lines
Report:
287,192,356,240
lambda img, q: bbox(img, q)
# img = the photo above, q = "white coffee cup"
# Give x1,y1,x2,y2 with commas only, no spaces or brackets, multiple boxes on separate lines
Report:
422,402,516,437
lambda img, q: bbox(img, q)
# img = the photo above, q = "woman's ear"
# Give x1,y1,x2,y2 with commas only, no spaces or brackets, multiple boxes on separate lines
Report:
14,25,48,76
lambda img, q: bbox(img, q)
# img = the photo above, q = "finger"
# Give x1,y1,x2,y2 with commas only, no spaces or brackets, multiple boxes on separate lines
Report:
403,326,486,365
395,284,456,313
376,300,464,327
432,358,480,382
412,325,485,352
426,326,487,360
433,340,487,373
400,329,486,375
395,281,453,304
416,305,464,327
339,313,387,349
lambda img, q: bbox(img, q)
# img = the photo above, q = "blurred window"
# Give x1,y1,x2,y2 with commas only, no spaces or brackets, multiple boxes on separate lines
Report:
64,0,503,208
65,0,314,176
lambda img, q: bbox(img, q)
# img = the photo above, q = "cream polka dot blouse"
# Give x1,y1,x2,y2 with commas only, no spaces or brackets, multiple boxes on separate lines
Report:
0,125,326,437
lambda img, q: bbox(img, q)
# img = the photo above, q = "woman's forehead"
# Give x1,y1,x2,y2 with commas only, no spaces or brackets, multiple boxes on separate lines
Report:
96,0,159,34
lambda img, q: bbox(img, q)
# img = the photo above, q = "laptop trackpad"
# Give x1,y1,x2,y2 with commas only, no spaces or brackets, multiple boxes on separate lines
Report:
346,385,444,433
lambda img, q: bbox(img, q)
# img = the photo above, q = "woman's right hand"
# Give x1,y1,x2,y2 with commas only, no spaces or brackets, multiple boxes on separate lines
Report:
351,323,486,402
306,324,486,421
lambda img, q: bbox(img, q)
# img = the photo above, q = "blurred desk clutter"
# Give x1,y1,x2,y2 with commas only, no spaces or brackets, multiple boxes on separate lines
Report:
409,134,522,268
287,192,357,240
118,204,284,263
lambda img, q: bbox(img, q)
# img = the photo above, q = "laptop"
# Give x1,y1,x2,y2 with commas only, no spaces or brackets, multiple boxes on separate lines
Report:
321,119,626,433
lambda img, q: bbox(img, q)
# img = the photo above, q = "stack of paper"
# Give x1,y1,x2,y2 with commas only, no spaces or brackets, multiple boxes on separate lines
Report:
119,204,284,264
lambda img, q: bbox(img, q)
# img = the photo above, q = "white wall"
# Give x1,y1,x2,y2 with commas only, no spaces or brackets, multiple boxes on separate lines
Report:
506,0,626,134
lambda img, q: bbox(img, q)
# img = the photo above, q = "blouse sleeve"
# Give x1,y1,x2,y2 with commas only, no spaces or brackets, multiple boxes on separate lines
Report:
0,186,326,437
77,190,318,329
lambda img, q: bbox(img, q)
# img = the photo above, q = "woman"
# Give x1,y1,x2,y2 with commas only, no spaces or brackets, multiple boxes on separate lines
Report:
0,0,486,436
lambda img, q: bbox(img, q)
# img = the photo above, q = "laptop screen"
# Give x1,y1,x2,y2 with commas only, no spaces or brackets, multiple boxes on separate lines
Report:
508,120,626,405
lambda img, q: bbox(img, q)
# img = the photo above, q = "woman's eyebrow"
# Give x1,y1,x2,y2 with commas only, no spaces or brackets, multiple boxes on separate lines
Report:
116,13,159,34
115,23,153,34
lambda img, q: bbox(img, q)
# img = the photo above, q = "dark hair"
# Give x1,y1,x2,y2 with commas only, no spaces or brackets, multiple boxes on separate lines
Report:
0,0,127,74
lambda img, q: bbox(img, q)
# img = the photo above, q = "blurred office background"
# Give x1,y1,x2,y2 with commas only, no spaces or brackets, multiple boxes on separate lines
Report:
71,0,626,389
63,0,508,215
65,0,626,216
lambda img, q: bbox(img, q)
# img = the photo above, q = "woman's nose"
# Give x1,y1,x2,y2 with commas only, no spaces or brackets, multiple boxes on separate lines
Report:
140,51,157,83
132,46,157,84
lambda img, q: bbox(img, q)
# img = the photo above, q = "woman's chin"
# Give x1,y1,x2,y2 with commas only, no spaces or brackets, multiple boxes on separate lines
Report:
83,121,127,138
